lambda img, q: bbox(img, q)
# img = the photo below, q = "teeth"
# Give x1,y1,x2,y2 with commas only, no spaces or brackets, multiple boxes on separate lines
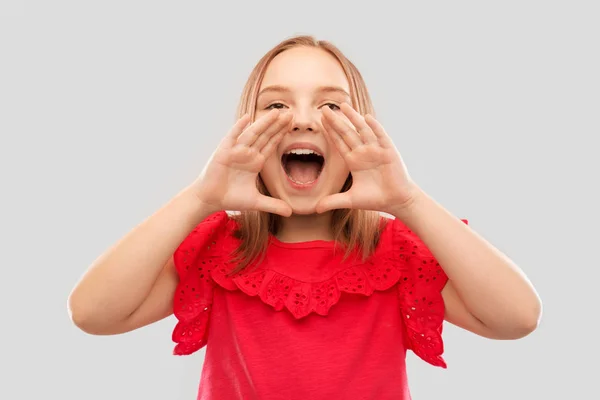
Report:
286,148,321,156
288,176,317,185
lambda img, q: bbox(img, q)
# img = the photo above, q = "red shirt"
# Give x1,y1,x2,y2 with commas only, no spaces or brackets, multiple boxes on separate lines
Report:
172,211,465,399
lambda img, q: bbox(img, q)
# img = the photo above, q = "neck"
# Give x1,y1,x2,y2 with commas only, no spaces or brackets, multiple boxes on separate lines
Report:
276,212,334,243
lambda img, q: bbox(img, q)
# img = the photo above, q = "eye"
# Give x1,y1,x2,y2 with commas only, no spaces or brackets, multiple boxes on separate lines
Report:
322,103,340,111
265,102,287,110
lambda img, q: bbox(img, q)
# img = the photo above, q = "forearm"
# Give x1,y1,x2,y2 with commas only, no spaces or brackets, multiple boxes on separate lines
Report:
391,185,542,335
68,186,216,326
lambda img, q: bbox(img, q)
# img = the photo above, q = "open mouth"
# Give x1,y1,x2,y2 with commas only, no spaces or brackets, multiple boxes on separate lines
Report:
281,148,325,186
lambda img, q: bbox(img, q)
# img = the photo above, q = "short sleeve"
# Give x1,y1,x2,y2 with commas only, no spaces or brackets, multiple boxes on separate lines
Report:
171,211,232,355
391,216,469,368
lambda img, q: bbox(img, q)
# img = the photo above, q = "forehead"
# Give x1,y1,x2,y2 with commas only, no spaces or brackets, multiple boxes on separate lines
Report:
259,46,350,92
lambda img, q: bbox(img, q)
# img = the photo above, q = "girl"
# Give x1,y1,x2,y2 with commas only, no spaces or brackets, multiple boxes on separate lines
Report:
68,35,542,399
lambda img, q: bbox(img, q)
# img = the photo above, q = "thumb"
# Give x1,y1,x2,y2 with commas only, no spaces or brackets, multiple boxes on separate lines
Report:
255,195,293,217
315,192,352,214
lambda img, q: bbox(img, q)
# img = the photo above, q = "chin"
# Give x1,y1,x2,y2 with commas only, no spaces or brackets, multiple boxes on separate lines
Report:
286,198,320,216
290,207,318,216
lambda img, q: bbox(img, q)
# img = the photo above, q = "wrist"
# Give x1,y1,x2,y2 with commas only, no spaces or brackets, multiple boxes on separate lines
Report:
387,183,429,222
179,185,223,219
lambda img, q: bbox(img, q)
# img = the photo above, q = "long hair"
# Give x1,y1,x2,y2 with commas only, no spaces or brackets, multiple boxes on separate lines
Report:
228,35,383,275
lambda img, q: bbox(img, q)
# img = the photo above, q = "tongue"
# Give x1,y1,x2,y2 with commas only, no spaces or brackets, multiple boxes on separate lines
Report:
286,160,321,183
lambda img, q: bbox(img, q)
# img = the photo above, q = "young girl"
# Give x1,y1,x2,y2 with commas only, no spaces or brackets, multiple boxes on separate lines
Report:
68,35,542,399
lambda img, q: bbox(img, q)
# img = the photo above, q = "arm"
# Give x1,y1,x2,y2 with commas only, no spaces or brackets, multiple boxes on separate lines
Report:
68,111,293,335
391,186,542,340
316,104,541,340
67,186,216,335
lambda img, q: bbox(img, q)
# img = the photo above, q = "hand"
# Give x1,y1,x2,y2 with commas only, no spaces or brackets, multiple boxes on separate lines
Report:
317,103,418,214
190,109,294,216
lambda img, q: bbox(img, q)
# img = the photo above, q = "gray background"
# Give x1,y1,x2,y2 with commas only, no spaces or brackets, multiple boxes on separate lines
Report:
1,1,598,399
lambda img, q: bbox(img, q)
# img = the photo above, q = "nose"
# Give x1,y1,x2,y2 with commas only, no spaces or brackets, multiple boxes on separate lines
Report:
291,107,320,133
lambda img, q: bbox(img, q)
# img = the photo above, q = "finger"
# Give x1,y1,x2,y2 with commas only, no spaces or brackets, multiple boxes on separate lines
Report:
315,192,352,213
252,112,292,151
256,195,293,217
223,113,251,146
236,109,280,146
260,130,285,157
322,106,363,149
322,116,351,155
364,114,394,148
339,103,378,144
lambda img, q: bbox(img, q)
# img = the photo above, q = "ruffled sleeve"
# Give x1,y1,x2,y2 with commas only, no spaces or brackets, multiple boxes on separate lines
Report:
171,211,232,355
390,216,469,368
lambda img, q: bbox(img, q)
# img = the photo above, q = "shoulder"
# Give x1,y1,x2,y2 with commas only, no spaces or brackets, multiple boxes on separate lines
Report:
372,214,411,254
373,214,449,294
173,211,239,274
181,210,237,241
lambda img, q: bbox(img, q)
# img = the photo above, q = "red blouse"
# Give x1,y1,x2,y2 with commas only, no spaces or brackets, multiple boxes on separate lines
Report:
171,211,467,400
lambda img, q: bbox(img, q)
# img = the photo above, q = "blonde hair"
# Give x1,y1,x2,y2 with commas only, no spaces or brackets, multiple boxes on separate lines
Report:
229,35,383,275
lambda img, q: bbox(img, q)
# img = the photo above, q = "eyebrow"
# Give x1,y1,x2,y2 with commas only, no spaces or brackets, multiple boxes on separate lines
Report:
257,85,351,99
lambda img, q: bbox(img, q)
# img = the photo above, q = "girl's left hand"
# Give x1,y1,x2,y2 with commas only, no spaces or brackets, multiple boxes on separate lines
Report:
317,103,418,215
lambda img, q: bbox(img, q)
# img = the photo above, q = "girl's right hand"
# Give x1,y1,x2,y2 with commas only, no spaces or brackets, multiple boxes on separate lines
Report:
190,109,294,217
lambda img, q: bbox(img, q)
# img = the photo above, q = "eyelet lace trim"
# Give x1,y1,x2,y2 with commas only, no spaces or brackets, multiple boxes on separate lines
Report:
210,255,404,319
394,218,468,368
171,211,230,355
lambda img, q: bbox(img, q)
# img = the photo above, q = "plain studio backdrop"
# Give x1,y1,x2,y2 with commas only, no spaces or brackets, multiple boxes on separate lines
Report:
1,1,598,399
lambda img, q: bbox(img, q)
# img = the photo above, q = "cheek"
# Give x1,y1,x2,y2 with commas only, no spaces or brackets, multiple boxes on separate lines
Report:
327,152,350,188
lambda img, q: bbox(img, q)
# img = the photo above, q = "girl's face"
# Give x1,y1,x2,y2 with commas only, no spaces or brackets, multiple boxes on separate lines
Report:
257,46,352,215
